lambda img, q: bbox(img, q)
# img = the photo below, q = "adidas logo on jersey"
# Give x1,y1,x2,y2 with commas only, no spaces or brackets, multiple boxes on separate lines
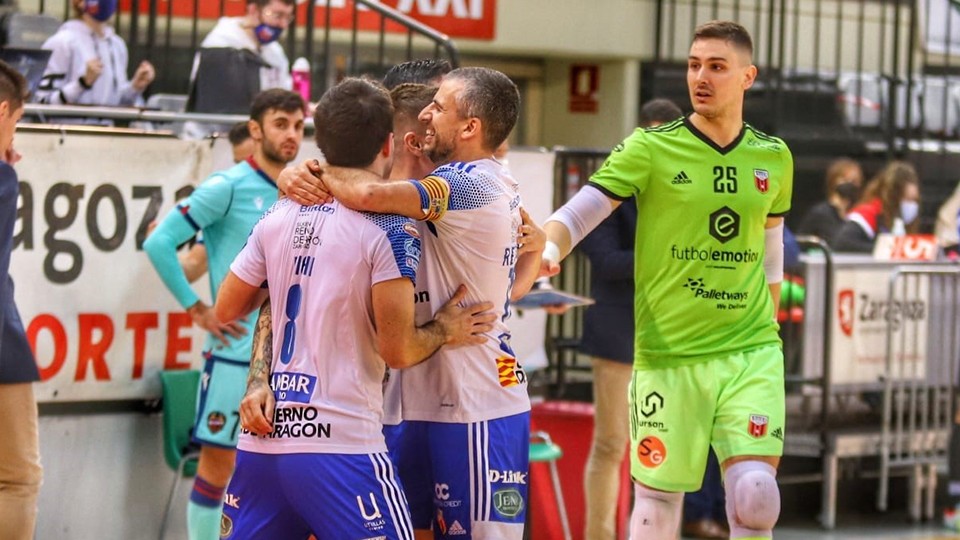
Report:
448,520,467,535
672,171,691,185
771,427,784,441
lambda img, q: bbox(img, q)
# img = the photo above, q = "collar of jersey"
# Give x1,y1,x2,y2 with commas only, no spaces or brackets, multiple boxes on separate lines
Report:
683,115,746,156
245,156,278,188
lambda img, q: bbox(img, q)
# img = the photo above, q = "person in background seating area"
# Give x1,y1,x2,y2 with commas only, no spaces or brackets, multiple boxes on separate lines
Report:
797,157,863,246
36,0,155,118
832,160,920,253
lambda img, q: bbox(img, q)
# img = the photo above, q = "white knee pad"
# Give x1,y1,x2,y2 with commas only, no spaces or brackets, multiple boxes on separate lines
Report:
724,461,780,538
628,483,683,540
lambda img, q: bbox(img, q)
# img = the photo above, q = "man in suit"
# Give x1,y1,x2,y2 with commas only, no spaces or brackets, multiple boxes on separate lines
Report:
0,59,43,540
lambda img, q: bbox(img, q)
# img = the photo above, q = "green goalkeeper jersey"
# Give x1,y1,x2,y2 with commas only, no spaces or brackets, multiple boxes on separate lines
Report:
589,116,793,368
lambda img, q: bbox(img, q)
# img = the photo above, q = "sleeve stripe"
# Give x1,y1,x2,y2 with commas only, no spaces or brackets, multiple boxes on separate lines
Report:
176,203,202,232
586,181,630,202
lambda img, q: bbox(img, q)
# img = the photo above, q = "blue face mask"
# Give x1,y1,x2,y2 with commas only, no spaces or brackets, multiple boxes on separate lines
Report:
254,23,283,45
84,0,117,22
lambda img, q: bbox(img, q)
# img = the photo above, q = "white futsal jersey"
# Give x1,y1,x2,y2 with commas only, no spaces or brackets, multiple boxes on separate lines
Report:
402,159,531,423
231,198,421,454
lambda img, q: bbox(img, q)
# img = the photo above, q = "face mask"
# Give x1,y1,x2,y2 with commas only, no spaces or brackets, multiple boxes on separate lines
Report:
254,23,283,45
835,182,860,206
84,0,117,22
900,200,919,225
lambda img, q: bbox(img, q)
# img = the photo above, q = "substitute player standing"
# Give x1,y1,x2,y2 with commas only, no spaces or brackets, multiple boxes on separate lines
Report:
542,21,792,540
278,67,539,539
144,89,304,540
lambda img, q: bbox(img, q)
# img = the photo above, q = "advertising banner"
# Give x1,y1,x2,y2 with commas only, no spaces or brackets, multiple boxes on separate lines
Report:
829,267,929,386
12,132,214,402
120,0,498,40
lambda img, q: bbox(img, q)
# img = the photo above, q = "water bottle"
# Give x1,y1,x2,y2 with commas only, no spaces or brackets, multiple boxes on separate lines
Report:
291,57,311,109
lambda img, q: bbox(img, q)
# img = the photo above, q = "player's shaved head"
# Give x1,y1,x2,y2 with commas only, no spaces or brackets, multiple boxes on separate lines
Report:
391,83,436,135
693,20,754,63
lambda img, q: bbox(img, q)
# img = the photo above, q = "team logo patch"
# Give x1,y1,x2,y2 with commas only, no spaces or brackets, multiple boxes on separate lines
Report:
749,414,769,438
219,514,233,539
637,435,667,468
496,355,520,388
838,289,855,337
754,169,770,193
492,488,524,518
207,411,226,434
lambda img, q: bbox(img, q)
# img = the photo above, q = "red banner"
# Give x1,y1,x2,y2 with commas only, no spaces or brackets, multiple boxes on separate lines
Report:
119,0,497,40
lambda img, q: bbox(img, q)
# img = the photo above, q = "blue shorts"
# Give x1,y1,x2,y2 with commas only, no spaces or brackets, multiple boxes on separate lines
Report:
222,450,414,540
384,422,405,466
395,412,530,539
193,354,247,448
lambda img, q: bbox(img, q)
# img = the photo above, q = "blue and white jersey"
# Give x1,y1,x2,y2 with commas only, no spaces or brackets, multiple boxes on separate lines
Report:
230,198,421,454
403,158,531,423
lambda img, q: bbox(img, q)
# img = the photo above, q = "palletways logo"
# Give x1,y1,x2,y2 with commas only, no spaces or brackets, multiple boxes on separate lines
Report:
682,278,749,302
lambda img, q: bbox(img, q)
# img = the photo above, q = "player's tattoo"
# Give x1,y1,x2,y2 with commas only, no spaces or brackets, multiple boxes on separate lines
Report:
246,299,273,390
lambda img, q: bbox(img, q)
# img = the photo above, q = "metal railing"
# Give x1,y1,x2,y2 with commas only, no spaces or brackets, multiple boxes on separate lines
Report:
30,0,459,97
647,0,959,157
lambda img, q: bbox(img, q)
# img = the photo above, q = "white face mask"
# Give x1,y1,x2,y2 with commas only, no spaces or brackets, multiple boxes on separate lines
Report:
900,200,919,225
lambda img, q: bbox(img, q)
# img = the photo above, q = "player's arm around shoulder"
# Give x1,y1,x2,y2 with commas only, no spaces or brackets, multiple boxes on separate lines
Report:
372,282,498,369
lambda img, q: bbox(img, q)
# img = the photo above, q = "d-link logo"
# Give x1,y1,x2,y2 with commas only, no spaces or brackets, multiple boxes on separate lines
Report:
709,206,740,243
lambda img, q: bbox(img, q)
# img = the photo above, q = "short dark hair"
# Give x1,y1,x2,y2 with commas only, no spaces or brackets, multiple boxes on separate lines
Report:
446,67,519,151
391,83,436,133
639,99,682,128
383,59,452,90
249,88,304,125
693,20,754,59
227,121,252,146
313,78,393,168
248,0,295,7
0,60,27,109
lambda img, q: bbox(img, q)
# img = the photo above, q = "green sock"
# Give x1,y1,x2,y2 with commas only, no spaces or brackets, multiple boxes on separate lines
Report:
187,500,223,540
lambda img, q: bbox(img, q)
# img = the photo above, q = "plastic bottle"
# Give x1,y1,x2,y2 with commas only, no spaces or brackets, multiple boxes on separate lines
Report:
291,57,311,108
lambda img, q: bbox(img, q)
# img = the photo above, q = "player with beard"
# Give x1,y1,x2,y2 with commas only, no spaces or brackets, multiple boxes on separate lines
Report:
277,67,542,539
144,88,305,540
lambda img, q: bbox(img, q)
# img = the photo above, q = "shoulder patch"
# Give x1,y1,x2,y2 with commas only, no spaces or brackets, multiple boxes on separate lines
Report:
432,162,503,211
362,212,420,283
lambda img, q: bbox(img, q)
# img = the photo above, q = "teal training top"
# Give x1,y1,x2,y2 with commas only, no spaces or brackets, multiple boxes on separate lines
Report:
144,158,278,362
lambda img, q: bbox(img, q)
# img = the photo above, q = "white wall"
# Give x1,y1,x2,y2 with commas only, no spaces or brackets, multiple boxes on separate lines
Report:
542,59,641,149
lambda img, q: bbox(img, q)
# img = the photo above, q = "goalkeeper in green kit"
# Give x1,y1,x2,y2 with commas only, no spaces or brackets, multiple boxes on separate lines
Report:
542,21,793,540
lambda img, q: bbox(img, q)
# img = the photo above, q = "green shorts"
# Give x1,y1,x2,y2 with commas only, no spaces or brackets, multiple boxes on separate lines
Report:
193,354,248,448
628,345,784,492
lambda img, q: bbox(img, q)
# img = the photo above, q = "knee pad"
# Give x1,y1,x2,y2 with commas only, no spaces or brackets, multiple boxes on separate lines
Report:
724,461,780,537
629,483,683,540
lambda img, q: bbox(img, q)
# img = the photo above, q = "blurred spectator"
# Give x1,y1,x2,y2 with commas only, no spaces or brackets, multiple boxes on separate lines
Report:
579,98,690,540
934,181,960,259
227,121,255,163
797,157,863,245
193,0,295,93
382,58,452,90
832,160,920,253
0,60,42,540
36,0,155,117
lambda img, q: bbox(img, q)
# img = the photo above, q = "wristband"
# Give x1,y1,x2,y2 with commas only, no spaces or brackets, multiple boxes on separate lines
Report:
543,241,561,263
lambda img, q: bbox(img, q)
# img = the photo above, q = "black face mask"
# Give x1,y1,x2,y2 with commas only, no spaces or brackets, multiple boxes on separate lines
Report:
835,182,860,207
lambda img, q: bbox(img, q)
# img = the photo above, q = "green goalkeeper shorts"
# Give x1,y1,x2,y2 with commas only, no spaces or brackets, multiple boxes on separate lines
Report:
627,345,785,492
